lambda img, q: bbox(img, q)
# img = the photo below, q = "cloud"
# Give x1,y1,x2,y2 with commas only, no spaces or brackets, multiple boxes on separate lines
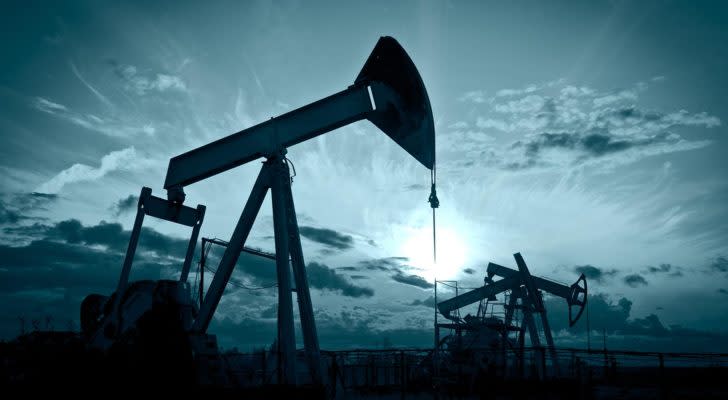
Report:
0,202,23,225
199,240,374,298
305,262,374,298
643,263,683,277
35,147,141,194
298,226,353,250
0,239,141,293
409,295,436,308
495,79,565,98
646,263,672,273
392,272,433,289
0,193,60,228
494,94,546,113
0,218,377,339
592,89,639,107
112,63,187,95
622,314,668,336
353,257,409,272
511,131,710,170
0,219,191,339
69,61,114,108
475,117,511,131
623,273,648,287
32,97,156,137
192,245,277,290
546,294,715,340
4,218,200,268
448,121,469,129
48,219,189,256
34,97,68,112
718,289,728,295
710,256,728,273
457,90,487,103
112,195,137,217
573,265,617,283
450,79,720,171
404,183,427,191
34,97,74,116
258,304,277,319
26,192,59,202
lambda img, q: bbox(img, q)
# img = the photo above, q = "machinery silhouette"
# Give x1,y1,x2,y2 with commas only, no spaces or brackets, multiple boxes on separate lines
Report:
433,253,587,380
79,36,435,386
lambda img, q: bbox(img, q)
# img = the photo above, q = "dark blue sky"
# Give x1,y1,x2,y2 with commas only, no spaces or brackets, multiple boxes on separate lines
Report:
1,0,727,351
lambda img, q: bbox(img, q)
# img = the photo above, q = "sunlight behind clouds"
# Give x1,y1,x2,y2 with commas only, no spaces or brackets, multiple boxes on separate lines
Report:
399,226,467,282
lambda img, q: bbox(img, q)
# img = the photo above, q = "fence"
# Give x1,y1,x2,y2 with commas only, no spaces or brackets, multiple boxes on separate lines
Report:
222,346,728,395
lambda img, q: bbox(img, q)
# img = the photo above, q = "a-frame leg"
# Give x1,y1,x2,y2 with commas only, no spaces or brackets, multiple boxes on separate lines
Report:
504,291,519,328
93,188,149,347
523,308,541,348
539,309,561,376
191,156,322,386
114,187,150,305
502,292,519,376
193,165,270,332
270,159,297,385
180,204,205,283
283,173,322,385
522,300,544,379
517,315,526,377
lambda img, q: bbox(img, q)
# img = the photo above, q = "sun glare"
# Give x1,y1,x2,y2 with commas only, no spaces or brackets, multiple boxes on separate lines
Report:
400,226,468,283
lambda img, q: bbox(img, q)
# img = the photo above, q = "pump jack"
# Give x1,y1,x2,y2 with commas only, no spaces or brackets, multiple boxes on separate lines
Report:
435,253,587,377
80,36,435,386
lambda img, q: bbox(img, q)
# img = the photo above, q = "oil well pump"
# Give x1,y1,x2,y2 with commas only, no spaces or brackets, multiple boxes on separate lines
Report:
79,36,435,386
434,253,587,377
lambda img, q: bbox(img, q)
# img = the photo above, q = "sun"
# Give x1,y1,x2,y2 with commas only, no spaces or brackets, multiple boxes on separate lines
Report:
399,226,468,283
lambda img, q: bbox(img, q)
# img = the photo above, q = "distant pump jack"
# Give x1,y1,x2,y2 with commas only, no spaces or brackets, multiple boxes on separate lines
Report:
81,36,436,386
435,253,587,376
